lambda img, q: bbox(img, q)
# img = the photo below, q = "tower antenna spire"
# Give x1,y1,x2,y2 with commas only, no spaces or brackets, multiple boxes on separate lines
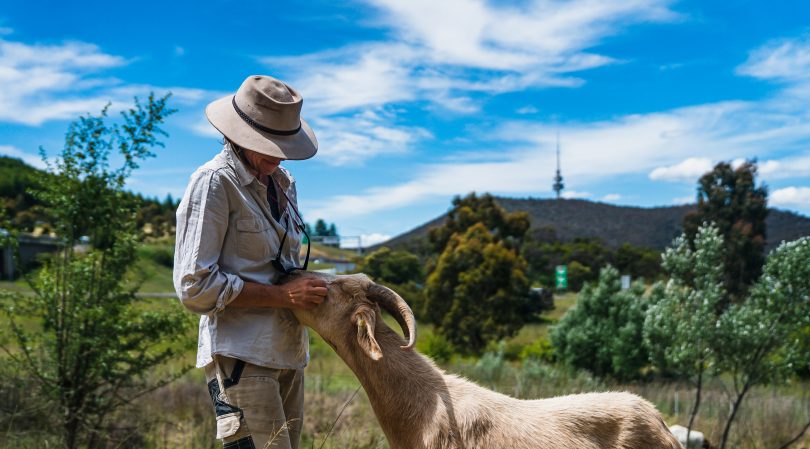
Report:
553,131,564,199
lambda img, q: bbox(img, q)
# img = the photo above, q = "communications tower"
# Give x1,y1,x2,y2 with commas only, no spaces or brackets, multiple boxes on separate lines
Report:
552,132,564,199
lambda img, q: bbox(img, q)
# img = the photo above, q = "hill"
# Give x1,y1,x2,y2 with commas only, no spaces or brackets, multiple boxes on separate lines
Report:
377,197,810,252
0,155,178,236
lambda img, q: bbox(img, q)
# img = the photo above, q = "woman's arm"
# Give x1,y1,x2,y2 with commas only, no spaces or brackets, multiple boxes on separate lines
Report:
228,277,327,310
174,170,244,315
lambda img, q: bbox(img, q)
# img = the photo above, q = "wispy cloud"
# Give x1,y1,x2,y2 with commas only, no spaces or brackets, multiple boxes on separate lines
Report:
311,110,432,166
260,0,679,166
310,87,810,220
0,37,217,126
602,193,622,201
267,0,678,116
0,38,127,125
737,34,810,82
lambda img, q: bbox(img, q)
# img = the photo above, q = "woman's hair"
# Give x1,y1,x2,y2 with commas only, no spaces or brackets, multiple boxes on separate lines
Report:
223,137,245,158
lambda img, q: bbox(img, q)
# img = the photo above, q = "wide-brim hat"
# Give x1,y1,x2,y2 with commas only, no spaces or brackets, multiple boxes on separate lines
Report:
205,75,318,160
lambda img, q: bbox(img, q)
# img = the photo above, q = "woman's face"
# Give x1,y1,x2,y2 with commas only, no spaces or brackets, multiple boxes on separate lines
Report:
242,147,283,176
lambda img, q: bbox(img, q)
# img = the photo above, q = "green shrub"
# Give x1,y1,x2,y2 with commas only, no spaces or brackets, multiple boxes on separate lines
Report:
471,344,507,384
420,332,455,363
551,265,649,380
519,338,554,362
138,244,174,268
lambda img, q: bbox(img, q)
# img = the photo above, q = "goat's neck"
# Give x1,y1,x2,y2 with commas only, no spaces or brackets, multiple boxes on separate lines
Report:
333,322,461,449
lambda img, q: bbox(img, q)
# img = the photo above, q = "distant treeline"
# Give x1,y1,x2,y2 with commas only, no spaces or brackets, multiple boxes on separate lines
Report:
0,155,178,238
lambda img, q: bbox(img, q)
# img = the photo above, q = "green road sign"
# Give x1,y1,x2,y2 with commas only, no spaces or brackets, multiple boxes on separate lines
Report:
555,265,568,290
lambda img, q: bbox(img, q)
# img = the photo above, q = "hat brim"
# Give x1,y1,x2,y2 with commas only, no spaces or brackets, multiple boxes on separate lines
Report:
205,95,318,160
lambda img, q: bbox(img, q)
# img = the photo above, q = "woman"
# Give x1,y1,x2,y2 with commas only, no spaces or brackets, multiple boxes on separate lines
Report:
174,75,328,449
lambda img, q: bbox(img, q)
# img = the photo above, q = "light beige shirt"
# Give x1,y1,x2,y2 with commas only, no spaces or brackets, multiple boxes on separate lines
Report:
173,143,308,369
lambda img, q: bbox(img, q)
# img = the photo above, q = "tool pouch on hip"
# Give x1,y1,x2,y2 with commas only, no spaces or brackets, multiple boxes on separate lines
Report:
208,358,255,446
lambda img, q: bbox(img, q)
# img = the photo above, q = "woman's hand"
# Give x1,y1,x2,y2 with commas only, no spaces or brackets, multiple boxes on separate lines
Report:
229,278,328,310
282,277,328,310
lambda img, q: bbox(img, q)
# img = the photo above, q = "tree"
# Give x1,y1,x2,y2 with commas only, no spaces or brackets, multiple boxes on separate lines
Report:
521,226,661,291
428,192,529,253
360,247,426,319
565,260,592,292
424,223,535,354
0,95,192,448
327,223,338,237
361,247,422,285
613,243,662,281
314,218,329,236
712,237,810,449
683,160,768,305
551,266,649,381
643,223,726,445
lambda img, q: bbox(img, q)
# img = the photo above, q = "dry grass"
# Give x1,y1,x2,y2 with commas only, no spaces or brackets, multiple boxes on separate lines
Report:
89,331,808,449
1,282,807,448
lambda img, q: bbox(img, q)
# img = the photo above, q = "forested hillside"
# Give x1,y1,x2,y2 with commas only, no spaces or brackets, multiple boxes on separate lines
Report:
0,156,178,237
379,197,810,253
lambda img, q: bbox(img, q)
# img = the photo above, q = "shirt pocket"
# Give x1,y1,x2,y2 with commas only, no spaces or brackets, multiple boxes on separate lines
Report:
235,217,274,262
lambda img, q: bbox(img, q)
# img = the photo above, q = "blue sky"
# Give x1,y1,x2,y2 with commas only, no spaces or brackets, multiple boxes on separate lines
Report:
1,0,809,246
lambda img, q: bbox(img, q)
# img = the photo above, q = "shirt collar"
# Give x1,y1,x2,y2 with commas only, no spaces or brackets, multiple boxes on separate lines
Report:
224,143,255,187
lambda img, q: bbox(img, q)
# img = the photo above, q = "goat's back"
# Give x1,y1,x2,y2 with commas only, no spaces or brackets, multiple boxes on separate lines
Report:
447,381,681,449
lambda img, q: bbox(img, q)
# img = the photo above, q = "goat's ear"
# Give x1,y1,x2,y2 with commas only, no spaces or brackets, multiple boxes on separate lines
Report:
353,307,383,361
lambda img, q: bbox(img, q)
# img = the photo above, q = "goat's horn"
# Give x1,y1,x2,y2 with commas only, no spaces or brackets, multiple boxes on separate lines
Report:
367,283,417,350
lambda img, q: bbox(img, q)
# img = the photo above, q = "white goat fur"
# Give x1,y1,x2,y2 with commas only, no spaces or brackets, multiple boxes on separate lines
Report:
289,273,682,449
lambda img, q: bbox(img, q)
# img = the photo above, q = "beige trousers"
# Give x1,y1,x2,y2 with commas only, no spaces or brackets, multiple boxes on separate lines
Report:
205,356,304,449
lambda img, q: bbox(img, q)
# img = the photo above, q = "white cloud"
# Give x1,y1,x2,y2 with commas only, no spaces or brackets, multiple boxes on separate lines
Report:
311,110,432,166
367,0,676,71
602,193,622,201
264,0,678,116
308,157,555,219
757,156,810,181
0,37,217,126
309,92,810,220
562,190,592,199
650,156,810,184
0,38,126,125
737,34,810,82
258,0,679,167
649,157,714,182
768,187,810,208
771,187,810,207
517,105,539,114
192,118,222,138
0,145,47,169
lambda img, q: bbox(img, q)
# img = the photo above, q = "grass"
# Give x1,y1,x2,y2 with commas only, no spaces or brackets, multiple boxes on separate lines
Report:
308,243,363,262
2,244,809,448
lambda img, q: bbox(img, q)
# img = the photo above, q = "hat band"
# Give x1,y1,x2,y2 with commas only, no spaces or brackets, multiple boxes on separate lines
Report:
232,96,302,136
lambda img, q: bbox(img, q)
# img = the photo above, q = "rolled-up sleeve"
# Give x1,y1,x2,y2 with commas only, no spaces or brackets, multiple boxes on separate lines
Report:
173,170,244,315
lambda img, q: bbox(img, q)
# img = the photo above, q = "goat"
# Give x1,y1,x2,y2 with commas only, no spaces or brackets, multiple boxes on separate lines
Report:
285,272,682,449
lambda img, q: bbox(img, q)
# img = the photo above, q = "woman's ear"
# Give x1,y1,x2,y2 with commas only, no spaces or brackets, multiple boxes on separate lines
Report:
353,307,382,361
